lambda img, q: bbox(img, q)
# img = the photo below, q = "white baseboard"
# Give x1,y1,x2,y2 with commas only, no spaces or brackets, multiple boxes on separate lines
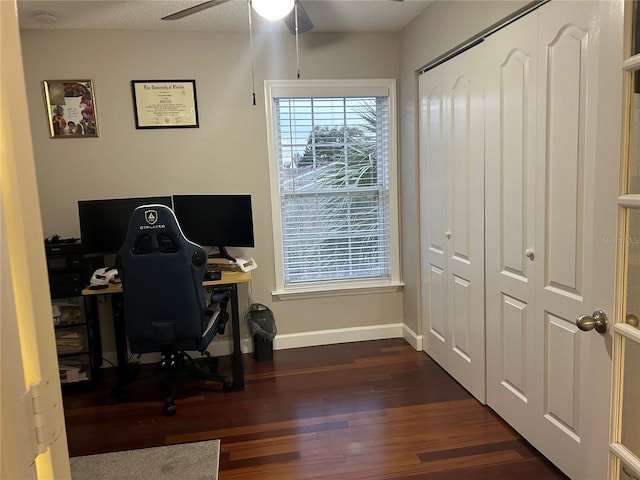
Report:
402,324,422,351
273,323,404,350
100,323,420,366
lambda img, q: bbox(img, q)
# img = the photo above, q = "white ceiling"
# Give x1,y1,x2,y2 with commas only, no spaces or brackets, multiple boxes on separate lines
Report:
17,0,433,34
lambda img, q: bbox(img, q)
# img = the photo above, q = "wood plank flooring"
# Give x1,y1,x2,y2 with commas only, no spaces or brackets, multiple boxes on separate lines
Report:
62,339,568,479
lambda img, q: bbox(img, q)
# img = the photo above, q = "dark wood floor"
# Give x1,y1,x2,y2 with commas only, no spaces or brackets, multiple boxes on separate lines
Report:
62,338,568,479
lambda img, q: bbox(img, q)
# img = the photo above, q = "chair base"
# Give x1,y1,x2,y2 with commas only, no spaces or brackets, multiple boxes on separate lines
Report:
111,347,232,416
159,348,233,416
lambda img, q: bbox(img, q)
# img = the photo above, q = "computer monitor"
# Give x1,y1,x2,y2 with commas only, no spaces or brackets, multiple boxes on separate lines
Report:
172,194,254,260
78,196,173,256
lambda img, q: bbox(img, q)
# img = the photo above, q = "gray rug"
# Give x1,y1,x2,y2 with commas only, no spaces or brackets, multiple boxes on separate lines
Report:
70,439,220,480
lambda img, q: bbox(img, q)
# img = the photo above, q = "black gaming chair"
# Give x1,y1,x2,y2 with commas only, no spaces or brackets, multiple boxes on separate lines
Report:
116,204,232,416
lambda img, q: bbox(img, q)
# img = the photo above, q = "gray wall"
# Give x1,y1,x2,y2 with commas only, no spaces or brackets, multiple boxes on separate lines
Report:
398,1,530,336
20,28,402,354
21,1,531,355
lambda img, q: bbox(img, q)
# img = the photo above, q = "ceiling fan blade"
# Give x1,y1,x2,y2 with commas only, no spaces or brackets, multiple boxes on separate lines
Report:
161,0,231,21
284,1,314,35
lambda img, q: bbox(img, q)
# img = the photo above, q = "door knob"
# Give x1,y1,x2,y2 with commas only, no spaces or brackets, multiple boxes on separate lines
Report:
445,231,451,239
576,309,609,334
525,249,535,260
626,314,639,328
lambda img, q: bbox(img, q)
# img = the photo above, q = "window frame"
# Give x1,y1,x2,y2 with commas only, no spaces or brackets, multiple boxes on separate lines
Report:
264,79,403,299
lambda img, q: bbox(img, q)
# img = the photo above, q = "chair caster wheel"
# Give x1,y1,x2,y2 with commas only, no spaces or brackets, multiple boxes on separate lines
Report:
223,381,233,393
163,403,177,417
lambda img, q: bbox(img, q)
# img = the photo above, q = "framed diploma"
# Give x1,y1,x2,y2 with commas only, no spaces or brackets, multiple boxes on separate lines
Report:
43,80,99,138
131,80,199,129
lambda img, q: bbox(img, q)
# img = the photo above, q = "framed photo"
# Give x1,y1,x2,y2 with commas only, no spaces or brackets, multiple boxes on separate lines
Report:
131,80,199,129
43,80,99,138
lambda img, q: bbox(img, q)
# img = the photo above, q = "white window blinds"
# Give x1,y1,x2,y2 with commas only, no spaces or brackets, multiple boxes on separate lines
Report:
272,95,392,286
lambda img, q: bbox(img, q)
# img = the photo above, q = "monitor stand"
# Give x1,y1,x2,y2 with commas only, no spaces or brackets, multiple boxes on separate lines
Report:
208,246,236,262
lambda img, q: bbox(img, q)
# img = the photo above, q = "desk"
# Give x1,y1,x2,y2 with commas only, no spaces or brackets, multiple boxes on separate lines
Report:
82,271,251,400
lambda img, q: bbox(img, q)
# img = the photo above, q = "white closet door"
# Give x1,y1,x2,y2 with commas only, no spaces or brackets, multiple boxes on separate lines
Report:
419,45,486,402
532,1,616,477
422,1,617,476
419,65,450,370
485,2,617,477
485,11,538,438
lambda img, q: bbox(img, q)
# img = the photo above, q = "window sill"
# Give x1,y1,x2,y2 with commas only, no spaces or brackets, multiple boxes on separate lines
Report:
272,281,404,301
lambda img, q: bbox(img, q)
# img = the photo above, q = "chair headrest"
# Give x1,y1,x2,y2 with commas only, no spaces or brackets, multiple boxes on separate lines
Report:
130,203,177,233
127,204,184,240
121,204,204,262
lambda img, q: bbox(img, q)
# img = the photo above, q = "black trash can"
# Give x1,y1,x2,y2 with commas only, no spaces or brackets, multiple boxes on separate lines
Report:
246,303,276,362
253,334,274,361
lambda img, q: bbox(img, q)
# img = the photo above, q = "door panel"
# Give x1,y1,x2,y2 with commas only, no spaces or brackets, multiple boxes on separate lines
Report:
420,77,450,364
445,48,486,402
451,78,472,263
427,265,446,341
501,49,528,279
486,2,617,478
535,2,616,477
427,88,446,255
545,313,580,437
485,10,538,436
451,274,471,361
544,24,587,298
501,294,528,399
419,44,486,403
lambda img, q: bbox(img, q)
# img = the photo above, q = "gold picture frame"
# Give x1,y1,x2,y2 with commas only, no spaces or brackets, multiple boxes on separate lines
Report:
43,80,99,138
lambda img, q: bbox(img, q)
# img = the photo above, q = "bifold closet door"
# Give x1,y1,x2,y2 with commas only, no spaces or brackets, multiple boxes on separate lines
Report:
531,1,615,477
485,1,617,478
419,44,486,403
484,10,538,441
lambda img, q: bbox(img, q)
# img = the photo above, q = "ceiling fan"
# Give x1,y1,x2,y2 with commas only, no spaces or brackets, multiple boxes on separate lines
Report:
162,0,315,35
161,0,403,103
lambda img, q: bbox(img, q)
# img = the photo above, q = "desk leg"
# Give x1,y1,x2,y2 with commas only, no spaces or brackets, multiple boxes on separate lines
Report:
106,292,135,404
229,284,245,391
111,293,130,380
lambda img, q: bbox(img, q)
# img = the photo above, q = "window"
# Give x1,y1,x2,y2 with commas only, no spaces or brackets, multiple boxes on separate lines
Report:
265,80,401,298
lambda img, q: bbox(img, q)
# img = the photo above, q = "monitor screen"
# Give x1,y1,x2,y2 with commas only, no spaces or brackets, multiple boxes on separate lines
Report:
172,194,255,255
78,196,173,256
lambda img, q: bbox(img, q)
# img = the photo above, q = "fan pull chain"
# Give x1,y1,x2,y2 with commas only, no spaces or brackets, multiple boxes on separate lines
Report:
295,2,300,79
247,0,257,105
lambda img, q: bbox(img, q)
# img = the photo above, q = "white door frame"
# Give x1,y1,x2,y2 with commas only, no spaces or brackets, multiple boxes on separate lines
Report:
1,1,71,477
609,1,640,477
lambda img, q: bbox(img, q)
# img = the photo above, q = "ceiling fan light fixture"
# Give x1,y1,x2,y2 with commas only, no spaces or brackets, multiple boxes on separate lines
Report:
251,0,295,21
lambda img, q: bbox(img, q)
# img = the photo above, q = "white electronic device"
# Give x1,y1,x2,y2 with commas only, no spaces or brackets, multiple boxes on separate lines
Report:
90,266,120,285
235,257,257,272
